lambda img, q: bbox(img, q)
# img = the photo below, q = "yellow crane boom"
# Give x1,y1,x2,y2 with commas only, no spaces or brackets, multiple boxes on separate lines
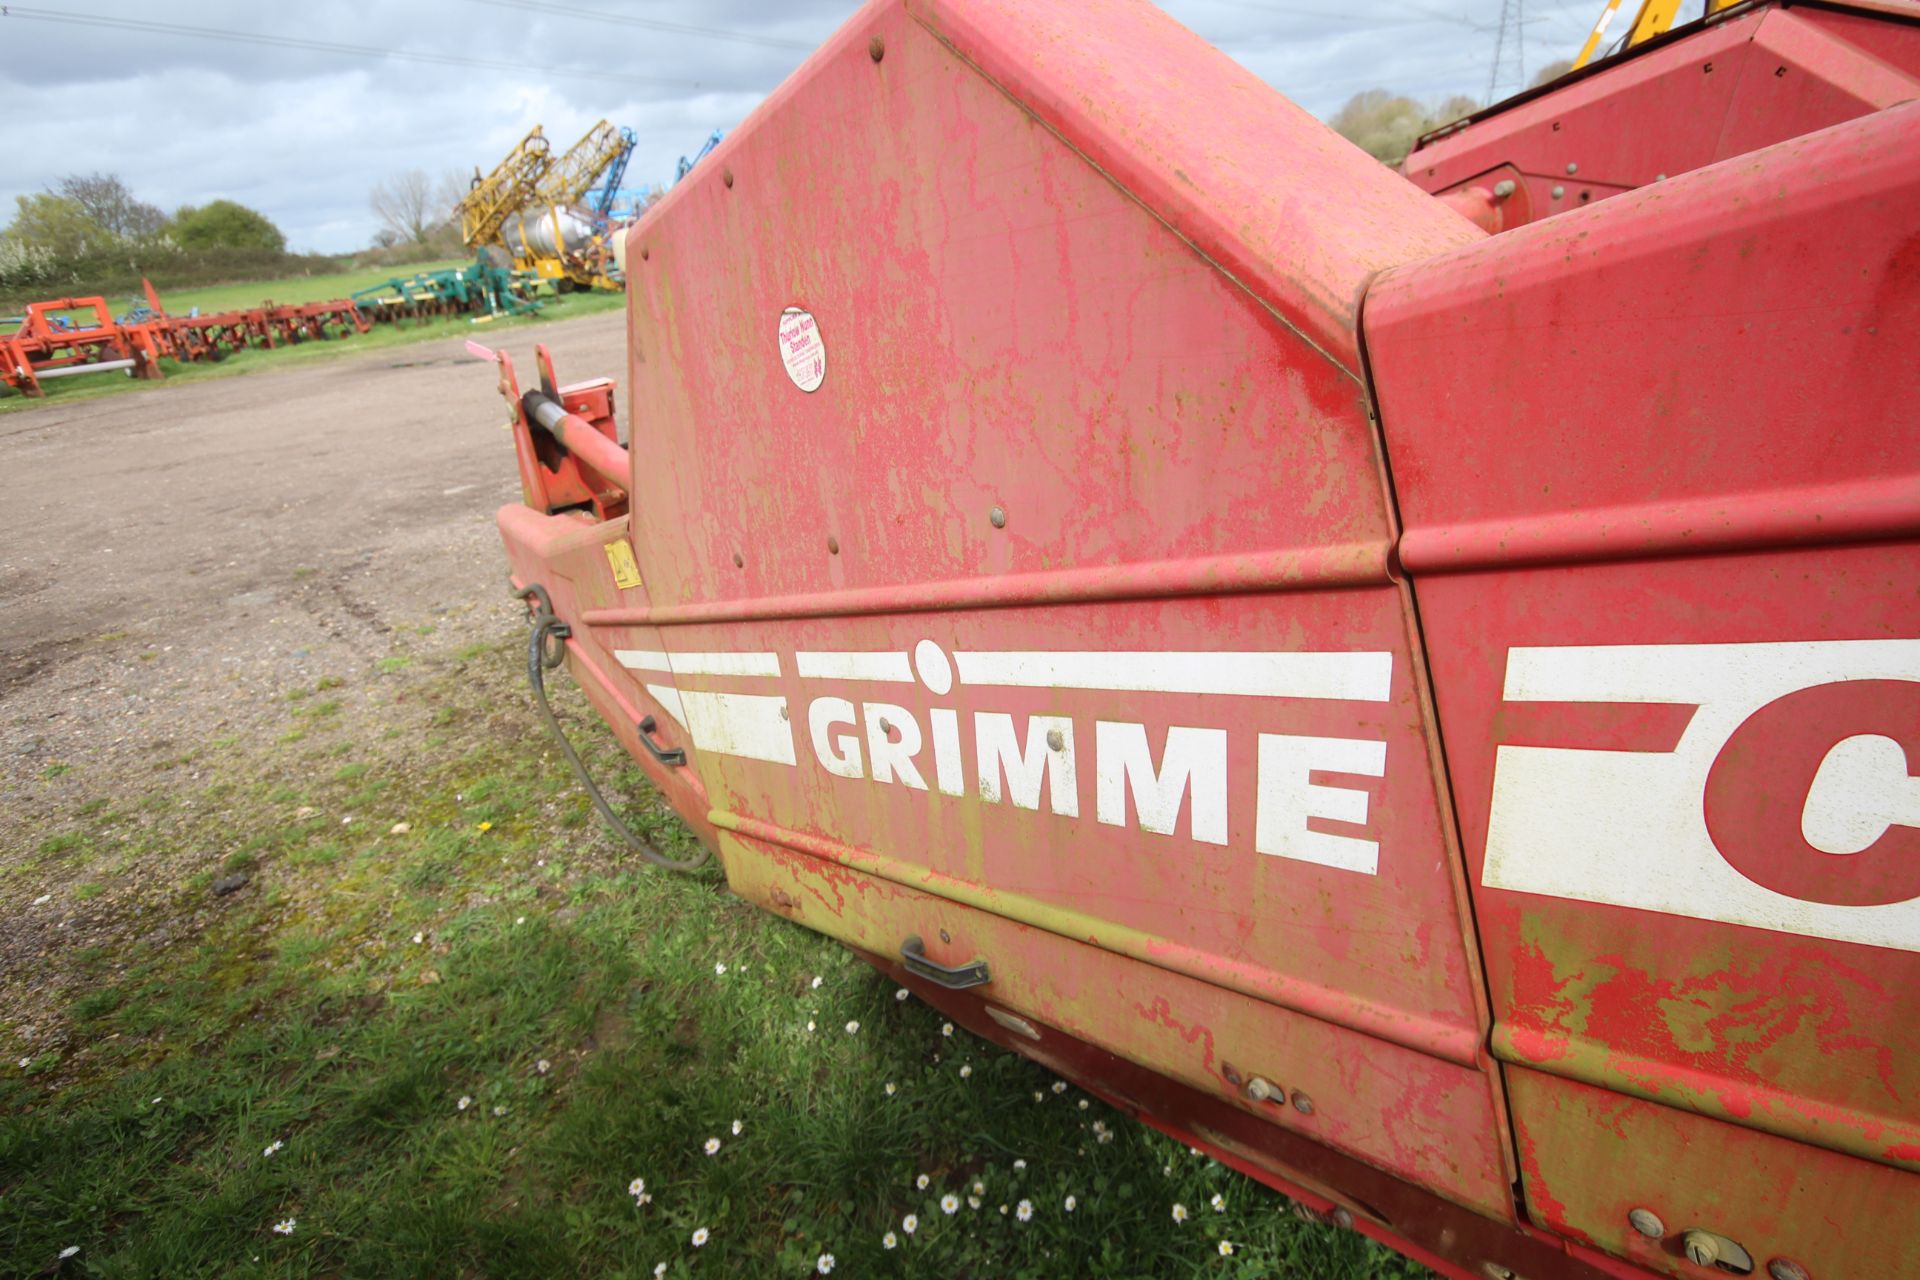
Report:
456,126,553,250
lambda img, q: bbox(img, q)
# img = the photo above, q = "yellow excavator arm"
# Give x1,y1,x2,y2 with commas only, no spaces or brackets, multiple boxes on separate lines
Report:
1573,0,1741,68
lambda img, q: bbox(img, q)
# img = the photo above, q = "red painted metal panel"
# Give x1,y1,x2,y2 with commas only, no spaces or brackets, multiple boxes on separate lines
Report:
1366,101,1920,1273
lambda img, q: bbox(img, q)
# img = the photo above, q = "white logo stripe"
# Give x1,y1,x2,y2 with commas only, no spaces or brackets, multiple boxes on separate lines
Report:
645,684,688,731
952,651,1392,702
795,651,915,682
614,650,782,678
679,691,797,764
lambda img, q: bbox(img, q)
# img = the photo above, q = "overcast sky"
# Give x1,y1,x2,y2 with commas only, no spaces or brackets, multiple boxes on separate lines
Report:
0,0,1623,253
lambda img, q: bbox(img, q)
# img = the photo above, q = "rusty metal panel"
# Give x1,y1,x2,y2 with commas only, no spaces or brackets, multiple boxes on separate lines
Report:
604,0,1512,1231
1367,100,1920,1274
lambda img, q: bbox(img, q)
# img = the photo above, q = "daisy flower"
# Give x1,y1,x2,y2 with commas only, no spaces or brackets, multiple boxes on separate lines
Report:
536,1059,551,1074
844,1020,860,1034
902,1214,918,1235
940,1192,961,1215
731,1119,743,1136
704,1137,722,1156
714,962,727,976
1097,1129,1114,1144
457,1096,472,1111
1051,1080,1067,1094
1032,1091,1044,1102
492,1105,507,1117
262,1140,283,1158
272,1218,297,1235
412,932,424,944
816,1252,836,1274
811,975,823,989
959,1064,972,1079
999,1204,1009,1215
1064,1195,1077,1212
59,1247,79,1259
691,1227,710,1247
915,1173,930,1190
882,1231,898,1250
1013,1159,1027,1170
885,1082,897,1096
967,1195,981,1210
1016,1199,1033,1222
971,1180,985,1196
806,1020,816,1033
628,1177,646,1197
1172,1203,1189,1223
1077,1099,1089,1110
894,987,909,1002
654,1265,668,1279
941,1022,954,1037
1211,1193,1226,1213
1218,1240,1236,1256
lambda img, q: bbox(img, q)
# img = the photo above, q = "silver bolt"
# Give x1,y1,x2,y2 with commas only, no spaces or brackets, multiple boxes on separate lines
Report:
1045,728,1064,751
1244,1076,1275,1102
1331,1207,1353,1230
1565,162,1579,174
989,505,1007,529
1551,184,1566,199
1768,1261,1810,1280
1627,1208,1665,1238
1291,1091,1314,1116
1492,179,1516,199
1683,1231,1721,1267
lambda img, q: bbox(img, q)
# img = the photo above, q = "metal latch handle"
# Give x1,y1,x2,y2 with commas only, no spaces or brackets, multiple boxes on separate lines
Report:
901,936,990,989
637,715,686,767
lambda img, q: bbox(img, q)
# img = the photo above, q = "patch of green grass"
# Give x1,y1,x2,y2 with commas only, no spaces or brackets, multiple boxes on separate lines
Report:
375,657,412,674
40,763,73,780
0,635,1417,1280
316,676,346,691
163,261,471,315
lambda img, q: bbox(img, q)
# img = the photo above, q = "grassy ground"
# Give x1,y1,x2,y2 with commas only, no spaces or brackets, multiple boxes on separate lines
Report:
0,625,1426,1279
159,262,472,316
0,290,625,414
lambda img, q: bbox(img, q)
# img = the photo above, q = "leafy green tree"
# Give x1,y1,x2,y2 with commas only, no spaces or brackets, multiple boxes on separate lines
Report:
2,192,104,257
1329,89,1483,167
170,200,287,252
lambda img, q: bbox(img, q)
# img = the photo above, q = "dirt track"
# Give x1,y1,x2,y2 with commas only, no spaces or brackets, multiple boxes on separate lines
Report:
0,308,626,844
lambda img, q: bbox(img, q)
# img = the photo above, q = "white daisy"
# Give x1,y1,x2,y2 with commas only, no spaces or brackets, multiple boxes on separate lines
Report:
704,1137,721,1156
272,1218,296,1235
885,1082,897,1096
1211,1193,1226,1213
1032,1091,1044,1102
811,975,823,989
654,1265,668,1278
967,1195,981,1210
902,1214,918,1235
940,1193,959,1215
1172,1203,1189,1223
971,1180,985,1196
1051,1080,1066,1094
492,1105,507,1117
999,1204,1009,1215
941,1022,953,1037
412,932,424,944
263,1140,283,1158
882,1231,898,1250
1218,1240,1236,1256
691,1227,710,1247
844,1020,860,1034
959,1064,972,1079
894,987,909,1001
1013,1159,1026,1170
714,962,727,976
457,1095,472,1111
731,1119,743,1135
806,1020,815,1033
628,1177,646,1197
1016,1199,1033,1222
915,1173,930,1190
1064,1195,1077,1212
816,1252,835,1273
1097,1129,1114,1144
59,1247,79,1259
1077,1099,1089,1110
536,1059,551,1074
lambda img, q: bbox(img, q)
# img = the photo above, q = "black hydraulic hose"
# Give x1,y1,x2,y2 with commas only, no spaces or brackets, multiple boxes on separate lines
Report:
519,593,709,872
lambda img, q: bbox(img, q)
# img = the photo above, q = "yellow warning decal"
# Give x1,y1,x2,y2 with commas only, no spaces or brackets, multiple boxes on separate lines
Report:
604,539,643,590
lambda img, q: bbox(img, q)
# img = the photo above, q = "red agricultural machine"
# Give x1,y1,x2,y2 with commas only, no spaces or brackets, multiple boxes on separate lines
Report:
480,1,1919,1277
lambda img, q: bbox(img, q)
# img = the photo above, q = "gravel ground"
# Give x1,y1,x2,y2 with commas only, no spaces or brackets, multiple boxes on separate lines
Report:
0,308,629,1043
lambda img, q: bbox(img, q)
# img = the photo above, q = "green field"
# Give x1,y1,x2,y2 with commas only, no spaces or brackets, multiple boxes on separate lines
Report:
0,631,1426,1279
158,261,472,316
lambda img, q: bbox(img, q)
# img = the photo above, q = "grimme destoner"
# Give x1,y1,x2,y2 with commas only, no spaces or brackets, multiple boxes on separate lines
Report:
473,1,1919,1276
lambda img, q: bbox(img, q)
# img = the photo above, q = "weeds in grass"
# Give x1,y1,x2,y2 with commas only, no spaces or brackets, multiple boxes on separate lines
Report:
0,638,1426,1279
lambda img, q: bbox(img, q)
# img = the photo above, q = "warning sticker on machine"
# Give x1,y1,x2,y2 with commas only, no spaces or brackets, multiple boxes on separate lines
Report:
777,307,826,393
604,538,643,590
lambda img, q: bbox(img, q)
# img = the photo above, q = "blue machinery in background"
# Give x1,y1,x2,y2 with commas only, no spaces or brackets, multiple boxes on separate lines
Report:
676,130,725,184
590,127,638,219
